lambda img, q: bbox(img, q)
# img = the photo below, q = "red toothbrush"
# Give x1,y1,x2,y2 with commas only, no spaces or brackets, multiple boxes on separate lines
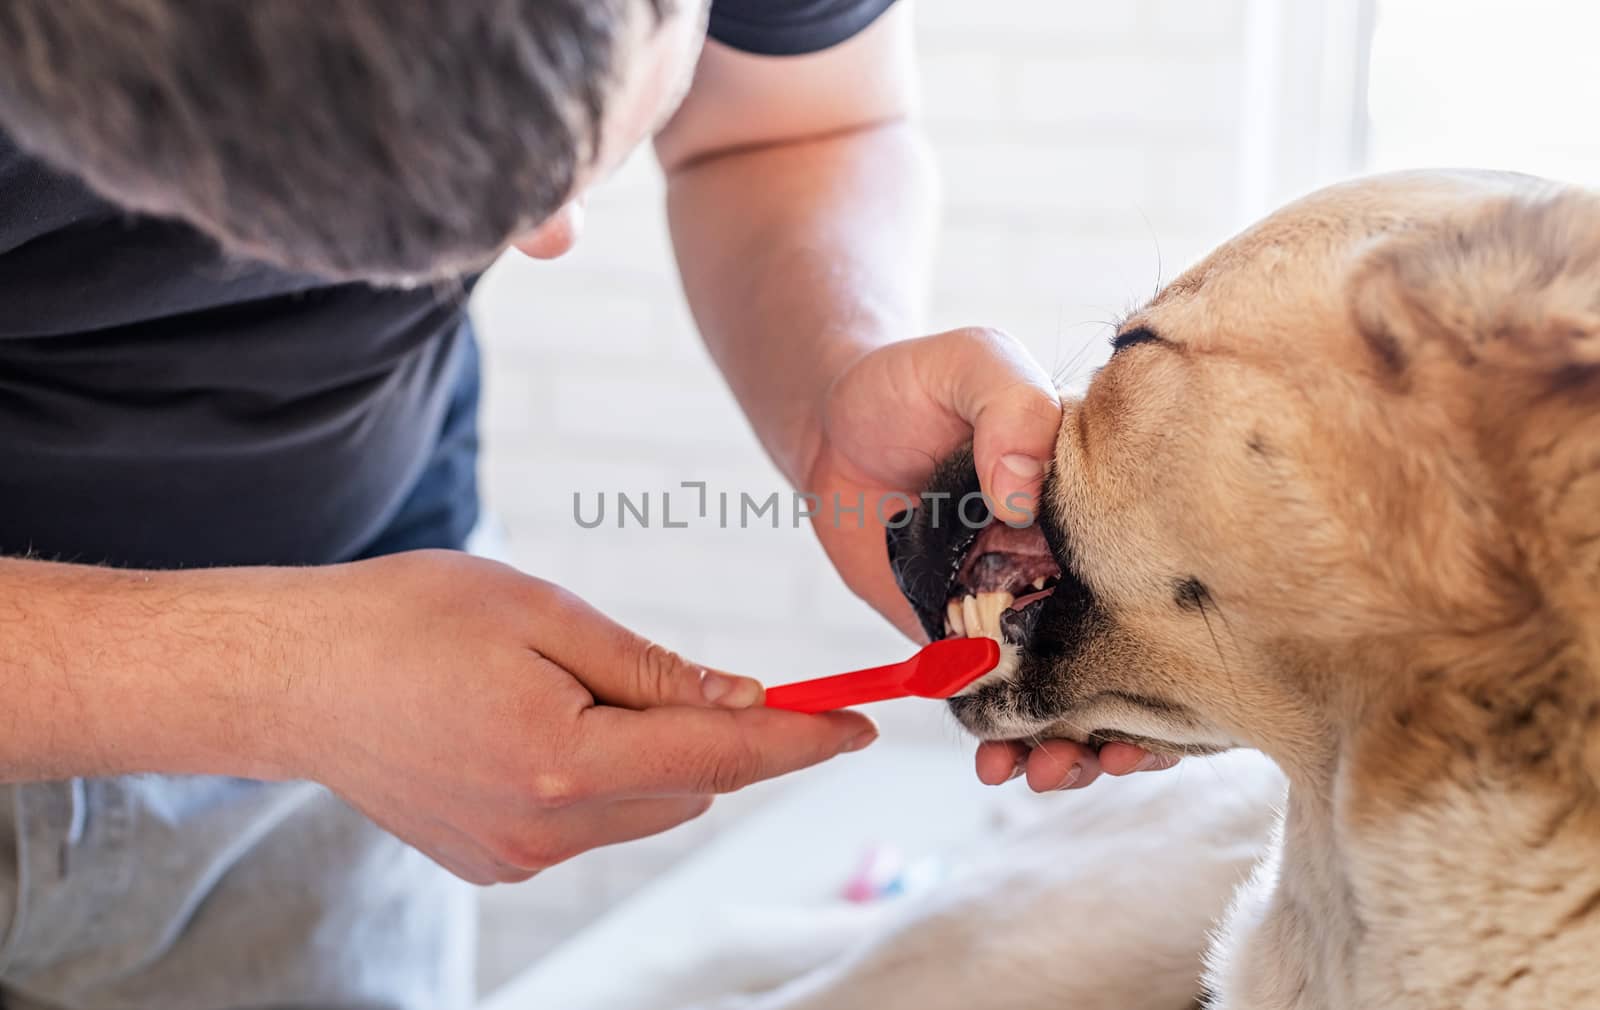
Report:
764,638,1001,714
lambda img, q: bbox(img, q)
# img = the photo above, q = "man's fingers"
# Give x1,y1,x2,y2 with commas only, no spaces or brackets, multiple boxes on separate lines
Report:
379,810,523,887
924,327,1061,526
528,585,763,710
572,705,876,799
545,795,716,862
1023,738,1103,792
1100,742,1181,776
974,739,1029,784
979,739,1180,790
607,636,763,711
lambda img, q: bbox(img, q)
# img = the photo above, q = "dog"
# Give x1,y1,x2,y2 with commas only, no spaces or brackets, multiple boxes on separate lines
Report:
643,169,1599,1010
886,169,1600,1008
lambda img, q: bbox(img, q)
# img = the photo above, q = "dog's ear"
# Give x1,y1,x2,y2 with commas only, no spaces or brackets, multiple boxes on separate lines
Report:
1349,185,1600,377
1350,183,1600,623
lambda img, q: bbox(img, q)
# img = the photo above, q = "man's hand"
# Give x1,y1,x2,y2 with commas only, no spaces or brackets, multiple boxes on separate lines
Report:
804,326,1060,639
805,330,1176,791
289,551,875,884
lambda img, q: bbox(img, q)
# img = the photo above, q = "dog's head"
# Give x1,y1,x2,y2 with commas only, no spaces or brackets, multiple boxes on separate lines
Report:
892,171,1600,775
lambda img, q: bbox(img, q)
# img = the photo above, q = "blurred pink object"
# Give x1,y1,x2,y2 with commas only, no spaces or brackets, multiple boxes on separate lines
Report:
842,844,905,903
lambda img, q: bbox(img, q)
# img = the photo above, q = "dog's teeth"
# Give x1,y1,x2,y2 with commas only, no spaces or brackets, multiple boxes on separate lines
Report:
946,600,966,637
990,592,1013,638
956,591,1013,642
1032,576,1048,591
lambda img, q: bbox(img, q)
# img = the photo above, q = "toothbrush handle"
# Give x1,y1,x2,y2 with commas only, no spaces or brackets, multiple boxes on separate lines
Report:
764,661,915,714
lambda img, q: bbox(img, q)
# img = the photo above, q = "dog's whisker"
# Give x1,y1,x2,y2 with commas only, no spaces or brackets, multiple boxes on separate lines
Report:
1194,591,1247,723
1051,319,1120,392
1137,206,1165,304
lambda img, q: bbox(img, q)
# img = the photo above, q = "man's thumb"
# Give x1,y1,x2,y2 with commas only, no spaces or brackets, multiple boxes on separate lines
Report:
528,579,765,710
600,638,765,711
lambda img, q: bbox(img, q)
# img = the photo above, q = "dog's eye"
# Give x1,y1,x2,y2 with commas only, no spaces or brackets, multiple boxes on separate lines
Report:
1110,327,1164,354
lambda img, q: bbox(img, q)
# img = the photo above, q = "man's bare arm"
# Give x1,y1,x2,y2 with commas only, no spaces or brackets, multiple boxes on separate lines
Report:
654,4,936,486
0,557,303,782
0,551,874,882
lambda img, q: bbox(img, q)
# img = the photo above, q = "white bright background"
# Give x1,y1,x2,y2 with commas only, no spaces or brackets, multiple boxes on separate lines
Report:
470,0,1597,992
1368,0,1600,183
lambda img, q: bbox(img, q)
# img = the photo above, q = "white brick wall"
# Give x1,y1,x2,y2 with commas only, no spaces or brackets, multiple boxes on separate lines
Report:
473,0,1262,991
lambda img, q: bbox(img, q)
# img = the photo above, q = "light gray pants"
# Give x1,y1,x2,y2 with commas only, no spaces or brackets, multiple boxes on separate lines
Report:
0,776,475,1009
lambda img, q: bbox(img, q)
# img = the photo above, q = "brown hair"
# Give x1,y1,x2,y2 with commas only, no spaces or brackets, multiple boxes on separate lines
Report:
0,0,668,283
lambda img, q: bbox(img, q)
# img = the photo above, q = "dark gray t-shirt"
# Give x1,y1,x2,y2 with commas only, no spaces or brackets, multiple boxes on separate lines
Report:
0,0,896,569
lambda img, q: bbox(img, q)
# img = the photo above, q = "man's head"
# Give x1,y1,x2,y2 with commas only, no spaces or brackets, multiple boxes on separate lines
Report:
0,0,706,283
